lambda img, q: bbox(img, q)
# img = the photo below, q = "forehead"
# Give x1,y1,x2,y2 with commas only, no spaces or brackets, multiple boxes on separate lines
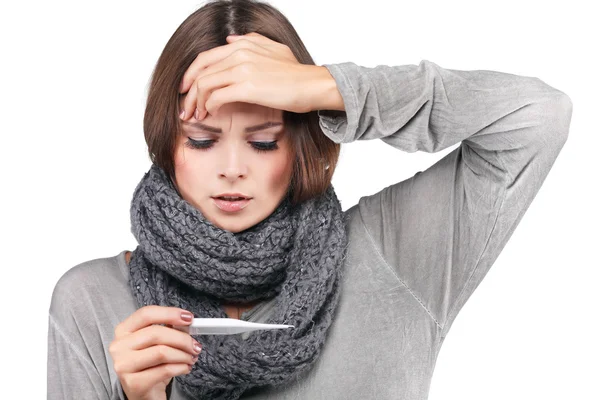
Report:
183,106,284,135
218,102,283,119
179,95,282,120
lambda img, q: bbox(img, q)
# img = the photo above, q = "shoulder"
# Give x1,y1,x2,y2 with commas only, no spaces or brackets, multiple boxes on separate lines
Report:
47,252,135,391
50,252,126,303
342,203,359,225
49,250,134,328
342,202,369,245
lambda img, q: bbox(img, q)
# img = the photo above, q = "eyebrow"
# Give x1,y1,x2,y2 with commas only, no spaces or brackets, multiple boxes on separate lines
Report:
183,121,283,133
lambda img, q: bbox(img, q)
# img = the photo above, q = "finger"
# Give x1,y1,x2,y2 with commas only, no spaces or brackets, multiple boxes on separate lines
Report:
182,50,254,120
180,72,214,121
179,38,268,94
205,82,252,117
179,47,231,94
122,363,192,393
225,36,277,58
126,344,198,373
228,33,295,63
227,32,278,47
194,68,238,120
199,47,268,82
114,306,193,338
180,83,199,121
127,324,201,355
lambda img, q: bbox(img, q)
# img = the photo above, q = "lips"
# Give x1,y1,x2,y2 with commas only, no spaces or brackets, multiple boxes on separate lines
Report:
213,193,251,200
212,197,251,212
215,196,246,200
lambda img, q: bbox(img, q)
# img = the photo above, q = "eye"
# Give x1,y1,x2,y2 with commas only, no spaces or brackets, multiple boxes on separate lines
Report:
251,141,279,153
184,139,213,151
184,138,279,153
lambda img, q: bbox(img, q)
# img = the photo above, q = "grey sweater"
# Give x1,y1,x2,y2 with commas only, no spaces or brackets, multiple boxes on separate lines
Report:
47,60,572,399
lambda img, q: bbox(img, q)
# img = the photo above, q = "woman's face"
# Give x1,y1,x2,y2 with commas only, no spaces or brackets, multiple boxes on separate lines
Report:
173,97,294,233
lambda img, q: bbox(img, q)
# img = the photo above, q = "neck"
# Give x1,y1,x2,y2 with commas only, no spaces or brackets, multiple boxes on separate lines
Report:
125,250,260,319
222,299,261,319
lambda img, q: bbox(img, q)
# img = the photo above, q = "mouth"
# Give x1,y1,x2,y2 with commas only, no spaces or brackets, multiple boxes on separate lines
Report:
211,197,252,212
212,196,251,201
212,193,252,200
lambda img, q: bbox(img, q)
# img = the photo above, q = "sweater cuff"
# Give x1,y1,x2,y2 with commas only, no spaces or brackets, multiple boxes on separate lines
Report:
317,63,360,144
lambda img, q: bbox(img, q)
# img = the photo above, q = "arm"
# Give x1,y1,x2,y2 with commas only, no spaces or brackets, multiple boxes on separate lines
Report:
47,313,117,399
47,266,126,400
317,60,572,338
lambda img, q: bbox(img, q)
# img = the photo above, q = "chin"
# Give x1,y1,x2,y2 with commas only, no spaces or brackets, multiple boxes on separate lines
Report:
210,218,252,234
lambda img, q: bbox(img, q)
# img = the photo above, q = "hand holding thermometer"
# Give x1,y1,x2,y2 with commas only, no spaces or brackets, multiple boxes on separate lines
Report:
171,318,295,335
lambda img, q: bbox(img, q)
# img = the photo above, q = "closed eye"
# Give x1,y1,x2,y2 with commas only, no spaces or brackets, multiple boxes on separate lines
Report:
184,138,279,153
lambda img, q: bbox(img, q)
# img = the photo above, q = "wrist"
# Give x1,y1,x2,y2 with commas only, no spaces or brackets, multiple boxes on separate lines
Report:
311,65,345,112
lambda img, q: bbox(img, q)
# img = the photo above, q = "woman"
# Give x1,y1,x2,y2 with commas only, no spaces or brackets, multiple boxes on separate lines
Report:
46,0,572,399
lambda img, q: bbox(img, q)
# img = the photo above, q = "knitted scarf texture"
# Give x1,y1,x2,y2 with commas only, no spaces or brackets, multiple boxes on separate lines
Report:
127,163,349,399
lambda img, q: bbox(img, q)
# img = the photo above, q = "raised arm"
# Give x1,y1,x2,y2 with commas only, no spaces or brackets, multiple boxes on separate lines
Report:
317,60,572,338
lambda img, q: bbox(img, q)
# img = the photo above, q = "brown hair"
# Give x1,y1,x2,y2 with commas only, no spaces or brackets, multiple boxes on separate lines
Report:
143,0,341,206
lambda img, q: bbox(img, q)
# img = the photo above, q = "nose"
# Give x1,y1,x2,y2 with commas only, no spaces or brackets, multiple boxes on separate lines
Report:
219,142,248,182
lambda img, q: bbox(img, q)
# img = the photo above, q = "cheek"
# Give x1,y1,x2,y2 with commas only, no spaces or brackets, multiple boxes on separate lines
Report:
265,153,293,189
174,145,208,188
174,143,191,176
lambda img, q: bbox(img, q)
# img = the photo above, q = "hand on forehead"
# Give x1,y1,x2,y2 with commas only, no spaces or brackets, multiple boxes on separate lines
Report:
179,95,283,131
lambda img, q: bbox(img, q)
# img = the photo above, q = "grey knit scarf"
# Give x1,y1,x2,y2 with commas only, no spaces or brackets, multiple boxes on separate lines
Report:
127,163,349,399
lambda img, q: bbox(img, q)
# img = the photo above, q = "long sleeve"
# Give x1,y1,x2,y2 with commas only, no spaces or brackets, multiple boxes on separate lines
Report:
47,262,128,400
318,60,572,339
47,313,118,399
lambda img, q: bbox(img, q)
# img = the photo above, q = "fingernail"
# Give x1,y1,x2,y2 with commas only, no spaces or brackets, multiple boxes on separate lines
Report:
193,341,202,354
181,312,192,321
194,108,199,120
179,109,185,120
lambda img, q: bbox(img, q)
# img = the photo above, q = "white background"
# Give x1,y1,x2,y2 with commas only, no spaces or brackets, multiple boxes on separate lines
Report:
1,0,598,398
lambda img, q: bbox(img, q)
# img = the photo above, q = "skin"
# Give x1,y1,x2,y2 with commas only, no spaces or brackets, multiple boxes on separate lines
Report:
125,99,295,318
173,97,295,233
